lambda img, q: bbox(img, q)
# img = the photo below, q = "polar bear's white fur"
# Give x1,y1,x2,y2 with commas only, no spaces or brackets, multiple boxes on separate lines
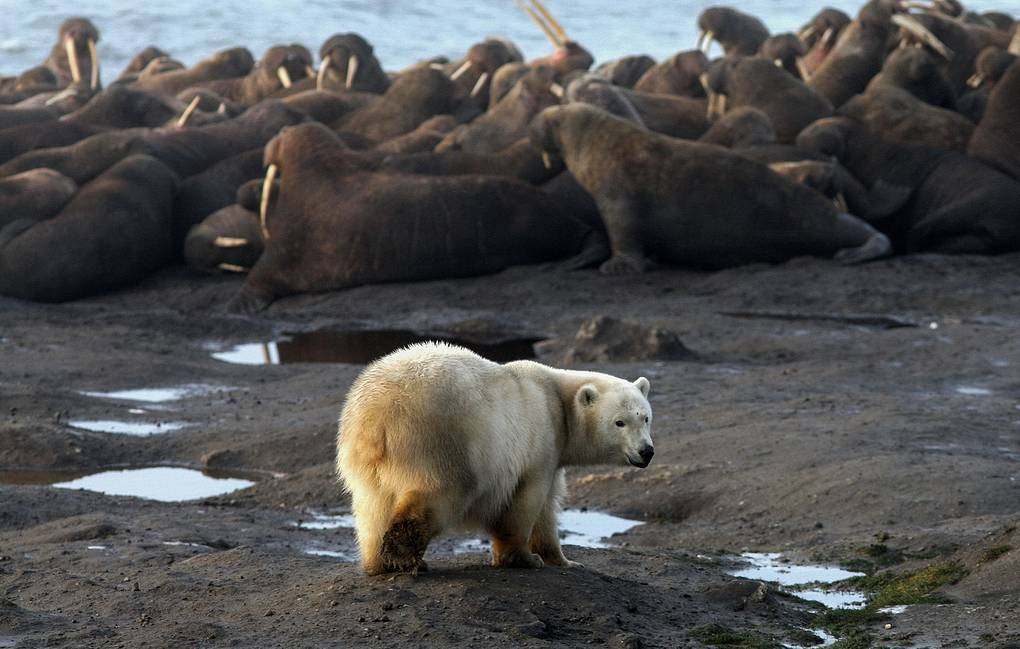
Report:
336,342,654,575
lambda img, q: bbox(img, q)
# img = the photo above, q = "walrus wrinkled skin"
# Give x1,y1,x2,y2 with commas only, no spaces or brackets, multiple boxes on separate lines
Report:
317,33,390,95
702,57,833,143
381,137,560,184
184,204,263,275
968,59,1020,181
798,117,1020,254
698,106,777,148
0,155,178,302
0,169,77,229
435,65,560,153
531,104,891,274
230,122,605,312
633,50,709,96
839,85,974,151
172,148,263,242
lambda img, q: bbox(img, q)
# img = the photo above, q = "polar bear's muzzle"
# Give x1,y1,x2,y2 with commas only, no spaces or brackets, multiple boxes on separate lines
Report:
628,445,654,468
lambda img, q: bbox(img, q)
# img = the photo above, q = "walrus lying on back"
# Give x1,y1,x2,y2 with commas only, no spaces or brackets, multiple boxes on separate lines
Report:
530,104,891,274
229,122,606,313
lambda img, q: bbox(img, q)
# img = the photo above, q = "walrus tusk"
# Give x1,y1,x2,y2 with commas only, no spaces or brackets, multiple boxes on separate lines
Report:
276,66,293,88
529,0,569,42
316,58,330,90
305,64,315,80
64,37,82,84
176,95,201,128
550,82,564,99
450,60,472,81
822,27,836,46
698,30,715,54
773,58,783,67
891,14,953,60
213,236,249,248
1009,30,1020,56
514,0,562,48
88,39,99,89
967,72,984,88
345,55,359,89
44,85,76,106
834,193,849,213
470,72,489,98
217,102,226,114
218,263,248,273
797,25,817,44
260,164,277,241
541,151,553,169
795,57,812,81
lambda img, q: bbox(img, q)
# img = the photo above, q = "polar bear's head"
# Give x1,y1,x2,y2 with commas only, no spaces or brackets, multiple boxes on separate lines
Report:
575,376,654,468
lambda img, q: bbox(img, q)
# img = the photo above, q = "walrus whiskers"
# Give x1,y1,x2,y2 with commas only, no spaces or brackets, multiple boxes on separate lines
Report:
470,72,489,97
175,95,201,128
276,65,293,88
218,263,248,273
316,58,330,90
64,37,81,84
891,14,954,60
213,236,249,248
450,60,473,81
260,164,277,241
88,39,99,89
345,55,359,89
514,0,563,48
529,0,569,42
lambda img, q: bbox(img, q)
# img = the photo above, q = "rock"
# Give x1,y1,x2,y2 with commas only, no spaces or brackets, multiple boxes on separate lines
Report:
702,580,770,611
514,620,548,638
547,316,697,365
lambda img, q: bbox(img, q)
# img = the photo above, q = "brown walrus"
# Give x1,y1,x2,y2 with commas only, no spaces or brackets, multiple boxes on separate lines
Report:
230,122,606,312
530,104,891,274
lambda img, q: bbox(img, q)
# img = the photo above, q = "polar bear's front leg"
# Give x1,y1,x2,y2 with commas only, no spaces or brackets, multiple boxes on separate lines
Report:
487,473,552,569
528,469,581,568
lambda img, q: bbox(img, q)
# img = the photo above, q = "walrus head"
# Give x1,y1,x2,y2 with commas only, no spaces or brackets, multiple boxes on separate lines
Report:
795,117,854,161
58,17,101,89
317,33,377,91
203,48,256,78
260,45,314,90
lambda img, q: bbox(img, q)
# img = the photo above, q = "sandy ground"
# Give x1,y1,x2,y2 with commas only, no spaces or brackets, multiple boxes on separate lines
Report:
1,253,1019,648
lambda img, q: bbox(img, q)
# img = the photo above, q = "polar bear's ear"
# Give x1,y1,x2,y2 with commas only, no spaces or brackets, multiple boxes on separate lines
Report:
634,377,650,397
577,384,599,407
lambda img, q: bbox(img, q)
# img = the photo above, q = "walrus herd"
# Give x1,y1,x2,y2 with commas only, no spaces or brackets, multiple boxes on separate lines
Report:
0,0,1018,309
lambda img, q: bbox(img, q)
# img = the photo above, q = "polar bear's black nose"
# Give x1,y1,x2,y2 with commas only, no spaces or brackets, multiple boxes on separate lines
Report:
639,446,654,463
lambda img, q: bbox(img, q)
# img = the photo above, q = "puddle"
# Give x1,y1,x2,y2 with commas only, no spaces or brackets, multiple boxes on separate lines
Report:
784,627,838,649
0,467,254,502
878,605,909,615
303,548,357,561
293,513,357,530
212,329,541,366
955,386,992,396
80,384,228,403
452,509,644,554
67,420,188,436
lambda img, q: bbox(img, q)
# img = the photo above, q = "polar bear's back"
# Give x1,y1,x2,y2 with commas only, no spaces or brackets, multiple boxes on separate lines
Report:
337,342,531,503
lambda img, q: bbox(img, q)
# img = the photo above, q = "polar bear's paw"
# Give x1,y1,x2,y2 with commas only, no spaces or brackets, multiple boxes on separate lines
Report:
380,517,430,574
493,545,545,569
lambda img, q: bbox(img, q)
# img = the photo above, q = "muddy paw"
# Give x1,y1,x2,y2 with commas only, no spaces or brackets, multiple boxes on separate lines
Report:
380,517,430,573
599,253,648,276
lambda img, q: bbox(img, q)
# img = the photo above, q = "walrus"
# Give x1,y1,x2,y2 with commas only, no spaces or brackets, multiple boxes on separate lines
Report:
892,11,979,95
839,85,974,151
797,8,852,52
131,47,254,97
489,62,530,105
865,47,957,109
531,104,891,274
172,148,264,242
957,48,1016,122
43,17,101,89
0,169,77,229
591,55,656,89
767,160,912,222
184,204,263,275
0,154,178,302
968,58,1020,181
338,68,459,141
798,116,1020,254
565,75,646,127
230,122,606,312
445,38,523,108
633,50,709,97
316,33,390,94
698,106,777,148
758,34,807,79
116,46,172,82
697,7,770,56
196,45,313,105
435,65,559,153
701,56,833,143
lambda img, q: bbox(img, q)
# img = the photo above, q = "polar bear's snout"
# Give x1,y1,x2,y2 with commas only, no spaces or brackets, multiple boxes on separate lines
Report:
634,445,655,468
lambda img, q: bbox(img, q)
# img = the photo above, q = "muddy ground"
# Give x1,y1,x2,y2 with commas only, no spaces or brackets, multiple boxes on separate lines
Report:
1,253,1019,648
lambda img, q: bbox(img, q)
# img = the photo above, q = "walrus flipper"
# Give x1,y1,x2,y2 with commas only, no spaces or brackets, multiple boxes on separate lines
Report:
227,285,275,314
558,231,610,270
832,214,892,264
595,194,651,275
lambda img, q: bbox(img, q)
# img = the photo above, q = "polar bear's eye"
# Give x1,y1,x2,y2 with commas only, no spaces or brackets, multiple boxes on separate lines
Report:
615,420,625,427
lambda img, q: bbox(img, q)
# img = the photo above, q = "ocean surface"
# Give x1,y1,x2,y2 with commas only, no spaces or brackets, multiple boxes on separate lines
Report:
0,0,1015,79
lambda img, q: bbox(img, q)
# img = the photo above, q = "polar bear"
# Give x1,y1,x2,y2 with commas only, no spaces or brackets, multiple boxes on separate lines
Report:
336,342,654,575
